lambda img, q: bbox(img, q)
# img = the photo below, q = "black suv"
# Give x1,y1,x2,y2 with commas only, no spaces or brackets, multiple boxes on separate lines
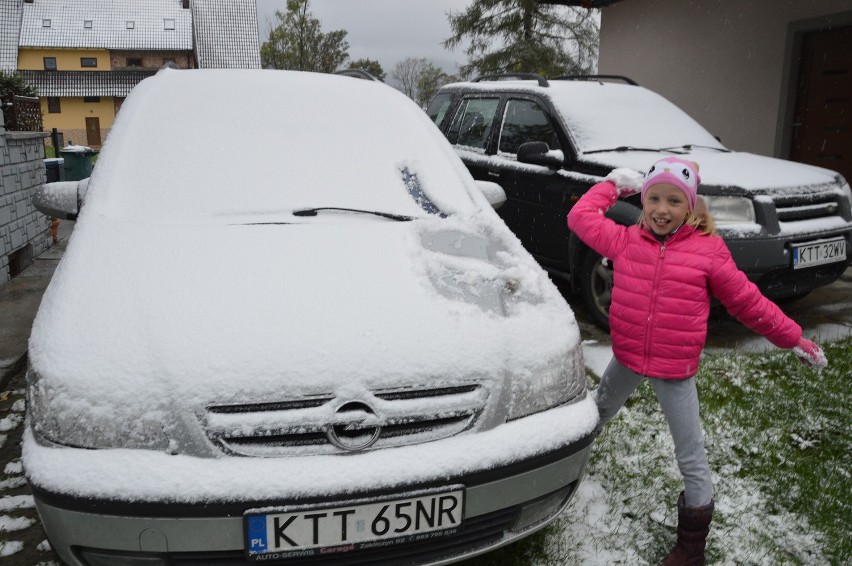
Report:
427,74,852,328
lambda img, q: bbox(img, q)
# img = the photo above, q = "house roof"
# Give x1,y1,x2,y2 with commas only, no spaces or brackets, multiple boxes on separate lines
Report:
191,0,260,69
19,0,193,51
19,69,157,97
0,0,22,71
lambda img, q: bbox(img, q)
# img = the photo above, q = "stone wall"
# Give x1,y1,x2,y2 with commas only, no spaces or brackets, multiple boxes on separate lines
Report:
0,112,51,285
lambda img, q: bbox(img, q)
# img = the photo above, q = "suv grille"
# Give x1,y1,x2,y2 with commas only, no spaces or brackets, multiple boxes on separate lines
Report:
203,384,486,456
773,191,842,222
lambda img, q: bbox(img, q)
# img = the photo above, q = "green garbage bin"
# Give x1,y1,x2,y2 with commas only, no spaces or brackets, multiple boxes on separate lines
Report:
60,146,98,181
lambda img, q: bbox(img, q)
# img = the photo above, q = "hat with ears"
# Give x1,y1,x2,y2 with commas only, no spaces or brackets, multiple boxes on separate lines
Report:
641,157,701,210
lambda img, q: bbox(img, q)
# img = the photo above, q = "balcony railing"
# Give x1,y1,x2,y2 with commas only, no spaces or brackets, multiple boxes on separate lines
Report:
1,95,43,132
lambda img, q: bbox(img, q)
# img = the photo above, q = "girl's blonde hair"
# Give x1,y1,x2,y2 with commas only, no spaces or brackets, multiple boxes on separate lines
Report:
685,196,717,236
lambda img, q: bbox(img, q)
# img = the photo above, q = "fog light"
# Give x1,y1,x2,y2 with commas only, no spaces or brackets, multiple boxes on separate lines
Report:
513,485,575,532
78,548,168,566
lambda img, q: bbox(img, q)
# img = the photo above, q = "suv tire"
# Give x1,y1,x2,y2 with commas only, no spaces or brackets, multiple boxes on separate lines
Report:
580,250,613,331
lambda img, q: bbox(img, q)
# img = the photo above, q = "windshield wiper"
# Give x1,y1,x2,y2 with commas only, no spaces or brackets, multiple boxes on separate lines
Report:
292,207,414,221
583,145,689,155
662,144,731,153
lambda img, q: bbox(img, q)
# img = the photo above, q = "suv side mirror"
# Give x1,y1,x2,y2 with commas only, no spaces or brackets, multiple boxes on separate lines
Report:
517,141,564,169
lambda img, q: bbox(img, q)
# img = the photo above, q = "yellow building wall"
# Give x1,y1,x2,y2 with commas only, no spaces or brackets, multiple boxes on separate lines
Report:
18,47,112,70
41,97,116,130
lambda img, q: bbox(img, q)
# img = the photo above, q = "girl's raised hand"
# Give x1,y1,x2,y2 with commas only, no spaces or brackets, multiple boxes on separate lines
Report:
793,338,828,369
605,168,644,197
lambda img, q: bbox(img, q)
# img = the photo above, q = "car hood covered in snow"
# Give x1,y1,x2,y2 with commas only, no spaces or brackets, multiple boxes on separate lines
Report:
27,213,580,450
32,214,576,389
581,149,843,194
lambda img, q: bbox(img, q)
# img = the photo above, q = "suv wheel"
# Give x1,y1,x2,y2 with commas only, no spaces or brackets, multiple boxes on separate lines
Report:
580,250,613,331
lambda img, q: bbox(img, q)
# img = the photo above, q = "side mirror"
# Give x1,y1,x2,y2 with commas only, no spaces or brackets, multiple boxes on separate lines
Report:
32,178,89,220
517,141,564,169
474,180,506,210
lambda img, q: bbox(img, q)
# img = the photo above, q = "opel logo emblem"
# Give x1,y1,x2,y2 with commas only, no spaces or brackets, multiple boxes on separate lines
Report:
326,400,382,451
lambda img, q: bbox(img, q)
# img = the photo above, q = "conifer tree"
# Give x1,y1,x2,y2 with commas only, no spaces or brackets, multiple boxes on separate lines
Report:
443,0,599,77
261,0,349,72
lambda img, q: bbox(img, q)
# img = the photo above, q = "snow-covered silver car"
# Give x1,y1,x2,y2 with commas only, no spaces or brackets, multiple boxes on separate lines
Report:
24,69,597,565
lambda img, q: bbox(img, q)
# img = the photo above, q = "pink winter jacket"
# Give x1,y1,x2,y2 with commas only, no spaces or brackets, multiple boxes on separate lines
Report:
567,181,802,379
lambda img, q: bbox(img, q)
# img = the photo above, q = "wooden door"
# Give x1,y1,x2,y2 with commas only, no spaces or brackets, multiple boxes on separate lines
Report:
85,117,101,146
790,25,852,182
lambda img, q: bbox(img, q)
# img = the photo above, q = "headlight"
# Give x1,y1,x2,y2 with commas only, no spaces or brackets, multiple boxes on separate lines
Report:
507,342,585,420
839,178,852,208
26,366,171,450
702,196,756,225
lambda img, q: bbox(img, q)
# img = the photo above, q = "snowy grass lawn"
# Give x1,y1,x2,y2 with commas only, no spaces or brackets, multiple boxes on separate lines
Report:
463,336,851,565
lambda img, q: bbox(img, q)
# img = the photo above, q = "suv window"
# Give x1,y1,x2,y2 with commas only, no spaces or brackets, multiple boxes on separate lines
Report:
499,99,561,155
447,98,499,150
426,93,453,127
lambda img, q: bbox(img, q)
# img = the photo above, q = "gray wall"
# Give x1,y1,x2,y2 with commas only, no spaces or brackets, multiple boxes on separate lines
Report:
0,111,50,285
597,0,852,156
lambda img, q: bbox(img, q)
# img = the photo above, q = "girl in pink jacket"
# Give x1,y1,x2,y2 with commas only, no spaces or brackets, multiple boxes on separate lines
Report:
567,156,827,566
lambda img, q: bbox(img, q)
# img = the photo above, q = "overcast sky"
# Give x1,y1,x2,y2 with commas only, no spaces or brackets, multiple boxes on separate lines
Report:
256,0,473,79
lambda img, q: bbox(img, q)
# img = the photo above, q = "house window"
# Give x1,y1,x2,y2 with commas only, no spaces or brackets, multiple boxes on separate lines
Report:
127,57,143,67
42,19,51,28
126,21,135,29
84,20,93,29
47,97,61,113
83,96,101,103
164,19,175,31
43,57,57,71
80,57,98,68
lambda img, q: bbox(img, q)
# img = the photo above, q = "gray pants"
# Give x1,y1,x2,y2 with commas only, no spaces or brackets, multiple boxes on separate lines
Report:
595,357,714,508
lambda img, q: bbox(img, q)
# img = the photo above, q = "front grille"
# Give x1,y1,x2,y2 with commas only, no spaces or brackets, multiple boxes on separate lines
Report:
203,384,487,457
166,507,518,565
773,192,842,222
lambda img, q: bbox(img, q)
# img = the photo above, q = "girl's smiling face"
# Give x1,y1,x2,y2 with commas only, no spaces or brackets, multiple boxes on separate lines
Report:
643,183,690,236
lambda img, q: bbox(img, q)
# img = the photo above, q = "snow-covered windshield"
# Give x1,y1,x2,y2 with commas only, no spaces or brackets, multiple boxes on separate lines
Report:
84,69,478,223
548,82,727,155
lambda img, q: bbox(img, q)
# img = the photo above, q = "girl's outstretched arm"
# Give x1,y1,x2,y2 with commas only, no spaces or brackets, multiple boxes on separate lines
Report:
708,238,827,368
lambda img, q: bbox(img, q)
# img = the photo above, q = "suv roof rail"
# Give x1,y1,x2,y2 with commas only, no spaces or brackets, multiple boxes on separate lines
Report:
552,74,638,86
471,73,550,87
334,68,380,81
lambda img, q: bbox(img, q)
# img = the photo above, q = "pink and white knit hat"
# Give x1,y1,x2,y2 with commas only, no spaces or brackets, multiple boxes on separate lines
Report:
641,157,701,210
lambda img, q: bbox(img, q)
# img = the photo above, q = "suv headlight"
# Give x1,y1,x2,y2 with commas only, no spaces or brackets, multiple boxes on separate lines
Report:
839,178,852,208
507,342,585,420
702,196,756,224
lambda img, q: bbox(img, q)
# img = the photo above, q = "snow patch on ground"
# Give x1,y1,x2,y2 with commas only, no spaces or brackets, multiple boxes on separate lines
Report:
0,515,36,532
0,540,23,556
582,341,614,378
0,495,34,511
0,414,22,432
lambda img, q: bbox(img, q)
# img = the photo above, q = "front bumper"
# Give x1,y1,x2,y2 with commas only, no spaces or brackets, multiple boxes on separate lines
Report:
26,397,597,566
724,228,851,299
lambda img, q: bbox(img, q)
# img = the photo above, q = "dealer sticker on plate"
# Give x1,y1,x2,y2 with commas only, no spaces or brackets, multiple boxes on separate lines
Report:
245,489,464,560
792,237,846,270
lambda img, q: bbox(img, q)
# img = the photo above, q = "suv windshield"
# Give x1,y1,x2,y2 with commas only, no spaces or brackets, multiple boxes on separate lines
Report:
549,82,727,155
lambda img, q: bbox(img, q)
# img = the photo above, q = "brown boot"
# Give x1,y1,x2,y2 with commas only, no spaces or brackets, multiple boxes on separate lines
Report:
658,491,714,566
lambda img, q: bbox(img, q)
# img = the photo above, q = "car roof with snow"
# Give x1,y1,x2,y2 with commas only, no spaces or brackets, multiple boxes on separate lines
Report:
439,77,843,191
